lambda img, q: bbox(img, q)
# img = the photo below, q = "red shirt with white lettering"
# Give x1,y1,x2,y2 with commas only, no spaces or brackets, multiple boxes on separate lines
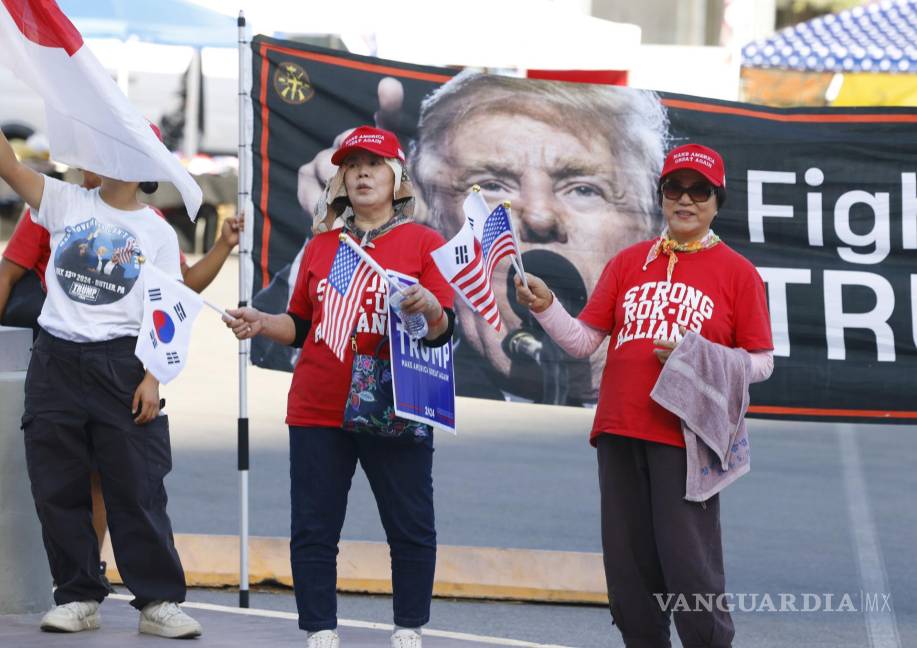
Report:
286,223,453,428
578,239,773,448
3,209,51,290
2,206,186,294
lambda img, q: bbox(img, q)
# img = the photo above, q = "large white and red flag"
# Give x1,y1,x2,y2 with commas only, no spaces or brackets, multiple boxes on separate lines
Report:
431,192,504,331
0,0,202,218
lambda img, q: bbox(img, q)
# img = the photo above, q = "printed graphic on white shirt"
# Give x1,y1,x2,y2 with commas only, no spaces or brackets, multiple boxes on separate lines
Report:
615,280,715,349
53,217,141,305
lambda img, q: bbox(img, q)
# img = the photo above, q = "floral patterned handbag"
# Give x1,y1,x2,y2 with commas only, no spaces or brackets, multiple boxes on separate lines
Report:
342,336,431,440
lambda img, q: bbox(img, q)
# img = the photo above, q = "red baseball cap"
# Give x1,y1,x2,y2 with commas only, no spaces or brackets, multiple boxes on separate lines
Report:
330,126,405,165
661,144,726,188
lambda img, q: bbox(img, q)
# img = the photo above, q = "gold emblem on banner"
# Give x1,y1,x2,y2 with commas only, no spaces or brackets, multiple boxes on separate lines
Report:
274,62,314,105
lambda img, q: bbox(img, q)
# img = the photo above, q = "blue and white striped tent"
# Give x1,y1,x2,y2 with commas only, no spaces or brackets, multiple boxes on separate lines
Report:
742,0,916,74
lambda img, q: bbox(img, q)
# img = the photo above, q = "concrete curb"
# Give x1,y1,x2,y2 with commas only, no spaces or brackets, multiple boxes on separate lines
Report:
101,534,608,604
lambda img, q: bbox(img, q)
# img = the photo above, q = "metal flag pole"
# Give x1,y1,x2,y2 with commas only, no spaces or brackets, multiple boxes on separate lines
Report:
236,9,251,609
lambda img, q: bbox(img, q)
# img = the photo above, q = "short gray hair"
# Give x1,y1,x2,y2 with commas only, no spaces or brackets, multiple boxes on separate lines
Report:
410,71,669,234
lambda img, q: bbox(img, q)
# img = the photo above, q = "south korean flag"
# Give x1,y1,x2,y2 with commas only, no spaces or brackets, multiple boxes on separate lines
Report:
135,262,204,384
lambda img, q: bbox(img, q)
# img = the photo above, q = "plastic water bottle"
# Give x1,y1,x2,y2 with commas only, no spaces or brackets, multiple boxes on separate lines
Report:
389,289,429,340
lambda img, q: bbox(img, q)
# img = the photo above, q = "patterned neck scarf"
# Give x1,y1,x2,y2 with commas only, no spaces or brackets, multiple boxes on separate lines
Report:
642,228,721,282
343,198,413,246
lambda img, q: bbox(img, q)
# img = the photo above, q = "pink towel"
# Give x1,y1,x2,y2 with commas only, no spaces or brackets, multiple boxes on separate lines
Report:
650,331,752,502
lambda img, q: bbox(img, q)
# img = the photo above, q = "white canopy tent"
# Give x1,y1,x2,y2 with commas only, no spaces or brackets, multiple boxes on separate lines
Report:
372,0,641,71
191,0,641,72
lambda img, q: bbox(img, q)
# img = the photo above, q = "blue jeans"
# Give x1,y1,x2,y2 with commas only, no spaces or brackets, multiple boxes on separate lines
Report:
288,426,436,631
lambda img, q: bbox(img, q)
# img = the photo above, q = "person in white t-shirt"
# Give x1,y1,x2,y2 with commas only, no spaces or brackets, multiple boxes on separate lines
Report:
0,129,202,639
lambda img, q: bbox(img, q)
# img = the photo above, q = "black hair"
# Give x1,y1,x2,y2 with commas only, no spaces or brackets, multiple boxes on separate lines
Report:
714,186,727,208
139,181,159,195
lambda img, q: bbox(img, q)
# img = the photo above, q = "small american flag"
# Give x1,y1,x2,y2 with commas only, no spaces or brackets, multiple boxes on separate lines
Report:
481,204,518,284
321,239,374,361
111,239,135,266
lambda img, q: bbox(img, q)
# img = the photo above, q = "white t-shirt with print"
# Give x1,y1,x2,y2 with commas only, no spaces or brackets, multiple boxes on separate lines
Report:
33,177,182,342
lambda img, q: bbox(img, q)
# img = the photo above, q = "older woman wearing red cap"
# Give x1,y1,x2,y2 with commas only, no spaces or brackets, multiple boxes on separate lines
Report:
515,144,774,648
226,126,453,648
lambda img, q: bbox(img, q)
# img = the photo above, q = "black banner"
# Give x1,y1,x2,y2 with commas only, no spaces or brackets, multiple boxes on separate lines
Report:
249,35,917,423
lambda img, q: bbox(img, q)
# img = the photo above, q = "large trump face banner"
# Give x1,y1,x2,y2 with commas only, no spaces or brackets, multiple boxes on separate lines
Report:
247,34,917,424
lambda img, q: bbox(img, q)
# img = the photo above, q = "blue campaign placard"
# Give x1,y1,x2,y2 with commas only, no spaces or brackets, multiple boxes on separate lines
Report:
387,271,457,434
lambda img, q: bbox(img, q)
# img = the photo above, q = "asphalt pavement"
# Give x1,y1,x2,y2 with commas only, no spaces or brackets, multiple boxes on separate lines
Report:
4,593,567,648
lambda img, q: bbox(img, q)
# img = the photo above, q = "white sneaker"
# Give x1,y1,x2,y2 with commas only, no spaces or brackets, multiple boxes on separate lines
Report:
307,629,340,648
40,600,101,632
138,601,203,638
391,628,422,648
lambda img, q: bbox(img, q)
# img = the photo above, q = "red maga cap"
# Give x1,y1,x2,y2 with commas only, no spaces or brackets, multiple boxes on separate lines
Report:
661,144,726,187
330,126,405,165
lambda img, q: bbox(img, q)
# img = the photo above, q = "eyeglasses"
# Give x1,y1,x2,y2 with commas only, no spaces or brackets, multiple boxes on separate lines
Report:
660,180,716,203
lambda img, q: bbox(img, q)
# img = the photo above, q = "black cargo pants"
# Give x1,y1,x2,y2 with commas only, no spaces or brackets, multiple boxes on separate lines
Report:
22,329,186,610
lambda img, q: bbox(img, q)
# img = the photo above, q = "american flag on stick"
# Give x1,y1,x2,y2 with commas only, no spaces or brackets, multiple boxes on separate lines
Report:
321,238,374,361
480,202,519,286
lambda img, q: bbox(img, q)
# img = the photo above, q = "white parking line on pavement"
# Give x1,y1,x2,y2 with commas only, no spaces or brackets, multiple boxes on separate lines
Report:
108,594,574,648
838,424,902,648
